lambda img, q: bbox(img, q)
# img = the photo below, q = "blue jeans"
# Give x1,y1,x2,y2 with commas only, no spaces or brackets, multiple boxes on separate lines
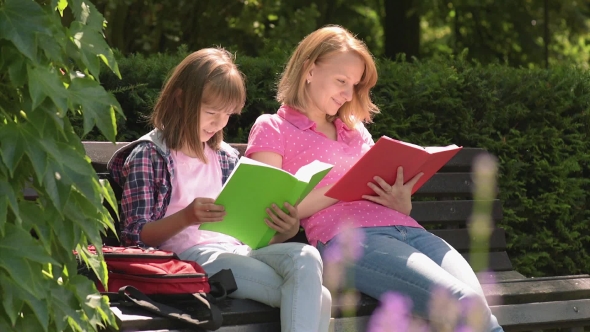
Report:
317,226,503,332
179,242,331,332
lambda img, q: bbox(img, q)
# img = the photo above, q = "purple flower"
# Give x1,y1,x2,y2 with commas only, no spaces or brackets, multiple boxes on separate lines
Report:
367,292,413,332
323,224,365,264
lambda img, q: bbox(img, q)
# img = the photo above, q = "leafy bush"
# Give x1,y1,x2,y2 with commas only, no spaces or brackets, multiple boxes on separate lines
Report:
98,51,590,277
0,0,121,330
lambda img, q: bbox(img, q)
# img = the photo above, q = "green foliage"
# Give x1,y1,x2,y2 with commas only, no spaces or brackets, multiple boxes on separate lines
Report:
98,51,590,277
371,56,590,277
87,0,590,68
420,0,590,67
0,0,121,330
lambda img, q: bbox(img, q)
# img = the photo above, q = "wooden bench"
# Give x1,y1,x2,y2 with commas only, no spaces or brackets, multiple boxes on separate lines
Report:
77,142,590,331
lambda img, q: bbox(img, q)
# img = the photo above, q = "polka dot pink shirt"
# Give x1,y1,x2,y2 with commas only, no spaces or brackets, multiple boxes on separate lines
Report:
246,105,422,247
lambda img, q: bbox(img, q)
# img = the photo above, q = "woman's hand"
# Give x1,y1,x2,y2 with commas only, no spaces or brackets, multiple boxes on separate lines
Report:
184,197,226,225
267,202,300,244
362,167,423,215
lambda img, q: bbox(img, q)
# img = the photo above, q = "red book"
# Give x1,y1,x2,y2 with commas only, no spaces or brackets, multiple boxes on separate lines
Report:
325,136,462,202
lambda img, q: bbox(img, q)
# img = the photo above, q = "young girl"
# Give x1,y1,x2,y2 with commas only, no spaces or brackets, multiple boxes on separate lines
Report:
108,48,331,332
246,26,504,331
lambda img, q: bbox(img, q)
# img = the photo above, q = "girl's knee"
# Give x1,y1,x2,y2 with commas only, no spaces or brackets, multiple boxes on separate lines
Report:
295,244,324,271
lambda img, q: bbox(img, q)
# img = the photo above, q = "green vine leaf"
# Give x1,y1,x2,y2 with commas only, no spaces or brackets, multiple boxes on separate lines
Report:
69,22,121,79
27,65,68,111
0,274,25,326
68,78,121,142
0,180,19,231
0,0,51,63
0,225,56,297
0,122,28,178
69,0,106,32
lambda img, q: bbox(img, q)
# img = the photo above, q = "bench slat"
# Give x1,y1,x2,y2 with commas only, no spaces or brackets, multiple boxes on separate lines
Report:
82,142,489,179
430,227,507,251
465,251,514,272
490,298,590,330
483,275,590,305
414,173,476,196
411,200,502,224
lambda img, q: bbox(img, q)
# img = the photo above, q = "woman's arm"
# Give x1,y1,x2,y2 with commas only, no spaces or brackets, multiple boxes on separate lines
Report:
249,151,338,219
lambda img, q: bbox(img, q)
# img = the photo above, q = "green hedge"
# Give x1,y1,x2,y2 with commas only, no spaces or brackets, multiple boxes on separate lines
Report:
97,49,590,277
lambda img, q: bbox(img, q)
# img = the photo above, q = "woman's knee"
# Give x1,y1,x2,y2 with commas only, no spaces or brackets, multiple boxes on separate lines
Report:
321,286,332,309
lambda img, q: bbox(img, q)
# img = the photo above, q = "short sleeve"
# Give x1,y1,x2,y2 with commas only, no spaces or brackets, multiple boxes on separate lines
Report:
245,114,286,157
358,123,375,147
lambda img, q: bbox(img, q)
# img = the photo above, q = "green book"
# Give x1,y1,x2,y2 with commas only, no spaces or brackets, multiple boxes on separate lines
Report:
199,157,333,249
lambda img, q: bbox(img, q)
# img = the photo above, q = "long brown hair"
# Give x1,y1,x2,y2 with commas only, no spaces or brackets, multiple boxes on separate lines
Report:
151,48,246,162
277,25,379,128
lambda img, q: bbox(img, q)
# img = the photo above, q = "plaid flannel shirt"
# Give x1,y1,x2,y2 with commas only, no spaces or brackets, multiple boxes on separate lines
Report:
109,140,238,247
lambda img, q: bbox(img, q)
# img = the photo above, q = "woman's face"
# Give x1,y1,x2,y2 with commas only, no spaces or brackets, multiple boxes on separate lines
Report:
305,51,365,117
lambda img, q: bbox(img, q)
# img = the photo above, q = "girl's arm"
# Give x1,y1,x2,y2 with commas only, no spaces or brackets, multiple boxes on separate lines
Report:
120,144,225,247
141,198,226,246
249,151,338,219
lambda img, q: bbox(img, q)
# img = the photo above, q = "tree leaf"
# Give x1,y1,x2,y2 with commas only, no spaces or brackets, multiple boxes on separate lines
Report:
100,178,119,222
69,0,106,31
55,0,68,16
0,179,19,231
25,100,66,140
1,44,28,87
69,22,121,79
70,275,113,329
38,14,68,64
43,161,72,212
68,78,120,142
64,192,104,246
50,212,80,255
0,122,27,177
0,224,59,267
0,273,25,325
27,64,69,111
12,279,51,332
49,282,87,331
0,0,51,63
76,246,108,291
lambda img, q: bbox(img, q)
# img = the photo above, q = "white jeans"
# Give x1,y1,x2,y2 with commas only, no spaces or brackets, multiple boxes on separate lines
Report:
179,242,332,332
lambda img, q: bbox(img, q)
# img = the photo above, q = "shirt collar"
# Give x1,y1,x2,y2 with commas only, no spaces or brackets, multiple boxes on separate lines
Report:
277,104,353,132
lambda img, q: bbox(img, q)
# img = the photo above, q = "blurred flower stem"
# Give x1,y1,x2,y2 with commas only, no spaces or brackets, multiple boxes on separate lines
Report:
469,153,499,273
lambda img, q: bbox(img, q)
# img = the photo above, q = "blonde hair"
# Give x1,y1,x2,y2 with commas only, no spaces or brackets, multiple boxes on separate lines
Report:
277,25,379,128
151,48,246,162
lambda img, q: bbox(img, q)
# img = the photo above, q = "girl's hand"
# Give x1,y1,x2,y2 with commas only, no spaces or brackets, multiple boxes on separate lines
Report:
362,167,423,215
266,202,300,243
184,197,226,225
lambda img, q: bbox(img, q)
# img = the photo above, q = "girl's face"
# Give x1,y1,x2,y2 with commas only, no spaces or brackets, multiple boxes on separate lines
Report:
306,51,365,117
199,104,232,142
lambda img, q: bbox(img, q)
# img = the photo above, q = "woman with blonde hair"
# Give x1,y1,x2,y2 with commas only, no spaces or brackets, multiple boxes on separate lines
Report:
246,26,503,331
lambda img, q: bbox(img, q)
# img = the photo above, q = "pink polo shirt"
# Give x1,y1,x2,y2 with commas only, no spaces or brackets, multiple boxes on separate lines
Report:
246,105,422,247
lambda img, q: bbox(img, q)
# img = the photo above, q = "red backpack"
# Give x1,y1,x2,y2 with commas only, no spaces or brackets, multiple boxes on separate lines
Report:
83,246,237,331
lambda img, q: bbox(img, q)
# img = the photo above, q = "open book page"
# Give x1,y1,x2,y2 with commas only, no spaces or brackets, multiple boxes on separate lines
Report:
295,160,333,201
424,145,460,153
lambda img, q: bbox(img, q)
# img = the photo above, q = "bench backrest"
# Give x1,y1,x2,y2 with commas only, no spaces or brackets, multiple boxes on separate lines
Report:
83,142,512,272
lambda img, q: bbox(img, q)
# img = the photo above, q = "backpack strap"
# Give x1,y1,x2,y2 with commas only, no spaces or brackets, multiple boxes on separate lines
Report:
209,269,238,301
118,286,223,331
